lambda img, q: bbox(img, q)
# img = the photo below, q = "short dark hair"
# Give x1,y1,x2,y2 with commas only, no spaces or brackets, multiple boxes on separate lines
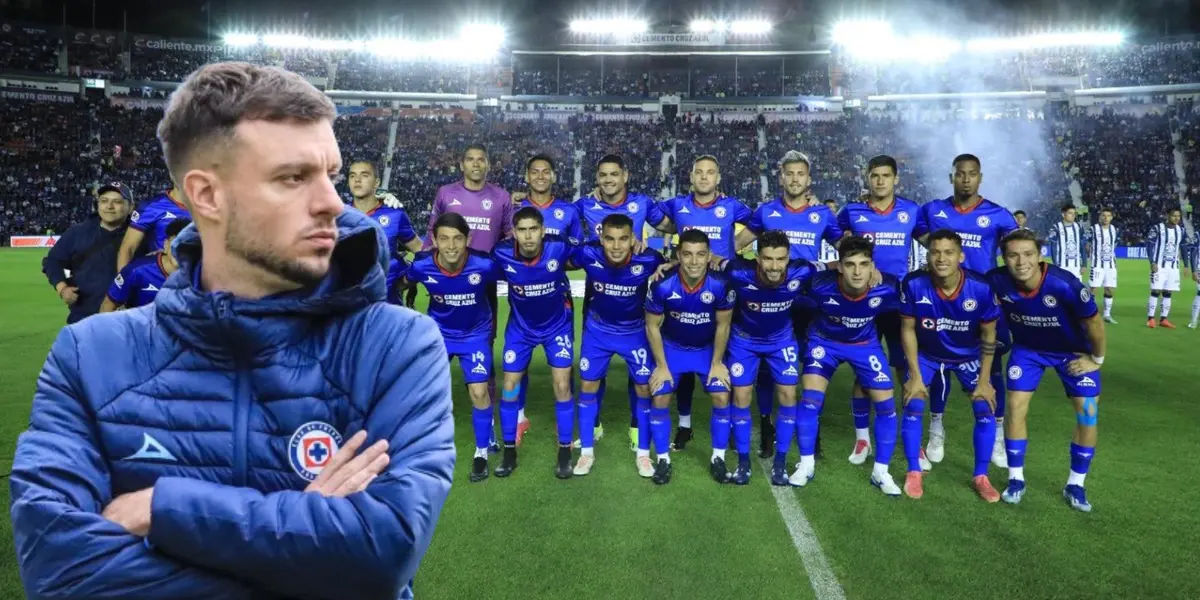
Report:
165,218,192,239
157,62,336,188
1001,228,1042,253
1100,206,1114,215
1167,207,1182,215
601,213,633,232
513,206,544,226
839,235,875,261
1013,210,1027,218
1061,203,1076,213
525,154,555,173
927,228,963,248
823,198,837,207
679,228,710,247
952,154,981,169
433,212,471,238
349,160,379,177
598,154,625,171
693,155,720,170
463,143,488,160
758,230,790,252
866,155,898,175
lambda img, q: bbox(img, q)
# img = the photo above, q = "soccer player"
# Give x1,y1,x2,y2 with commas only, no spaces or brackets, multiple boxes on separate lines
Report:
1048,203,1087,282
722,231,822,486
645,229,735,484
1013,210,1029,230
570,213,666,475
988,229,1106,512
654,155,751,451
404,213,499,483
347,160,422,303
1189,230,1200,329
899,230,1002,501
117,185,190,271
836,155,920,466
796,236,903,495
100,218,189,312
734,151,842,458
821,200,841,263
1088,207,1120,324
492,207,577,479
912,154,1018,469
1146,207,1187,329
520,154,584,242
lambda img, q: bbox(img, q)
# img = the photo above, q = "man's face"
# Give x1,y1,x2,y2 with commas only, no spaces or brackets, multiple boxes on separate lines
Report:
1062,208,1077,224
217,119,344,288
1003,239,1042,284
601,224,633,264
690,159,720,196
97,191,130,226
596,163,628,199
779,161,812,200
951,160,982,198
1168,210,1182,226
840,253,874,289
927,238,964,279
435,226,468,264
758,246,790,284
866,166,897,201
347,162,378,200
1100,211,1113,226
514,218,544,256
525,160,554,195
462,149,489,184
677,241,710,281
1015,213,1028,228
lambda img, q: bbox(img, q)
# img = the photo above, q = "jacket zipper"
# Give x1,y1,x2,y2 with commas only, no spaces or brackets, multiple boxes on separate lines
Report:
218,295,251,487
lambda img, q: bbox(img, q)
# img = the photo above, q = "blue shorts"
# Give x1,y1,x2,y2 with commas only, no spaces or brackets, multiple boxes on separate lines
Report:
1006,346,1102,398
502,321,574,372
803,335,894,390
445,336,493,385
654,343,730,396
580,327,653,385
727,336,800,388
912,353,982,393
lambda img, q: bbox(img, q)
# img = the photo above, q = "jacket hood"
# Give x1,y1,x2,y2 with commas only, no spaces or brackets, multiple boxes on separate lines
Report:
155,208,390,360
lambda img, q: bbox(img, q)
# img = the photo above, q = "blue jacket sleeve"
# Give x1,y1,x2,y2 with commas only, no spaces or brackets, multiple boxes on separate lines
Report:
147,311,455,600
9,327,268,600
42,225,78,288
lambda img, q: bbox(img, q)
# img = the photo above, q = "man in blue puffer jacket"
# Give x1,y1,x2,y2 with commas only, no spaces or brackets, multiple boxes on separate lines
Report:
9,61,455,600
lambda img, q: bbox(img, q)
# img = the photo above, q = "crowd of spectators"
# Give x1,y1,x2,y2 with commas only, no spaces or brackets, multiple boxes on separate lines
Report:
574,117,670,196
1175,99,1200,207
0,28,61,74
673,116,762,202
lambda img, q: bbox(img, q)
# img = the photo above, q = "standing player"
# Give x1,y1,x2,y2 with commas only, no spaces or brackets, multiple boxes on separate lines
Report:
988,229,1106,512
1088,207,1120,324
100,219,189,313
795,236,903,495
721,231,822,486
116,185,190,271
347,160,422,302
570,213,666,476
654,155,751,451
403,213,499,483
1048,203,1087,281
492,207,577,479
1013,210,1029,230
912,154,1018,469
734,152,842,457
644,229,735,484
821,200,842,263
1146,207,1186,329
836,155,920,465
1190,228,1200,329
899,230,1002,501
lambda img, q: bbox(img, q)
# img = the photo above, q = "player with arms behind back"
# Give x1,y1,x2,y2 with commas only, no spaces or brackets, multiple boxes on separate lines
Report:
988,229,1106,512
1146,207,1187,329
1048,203,1087,282
899,230,1002,502
1087,207,1120,324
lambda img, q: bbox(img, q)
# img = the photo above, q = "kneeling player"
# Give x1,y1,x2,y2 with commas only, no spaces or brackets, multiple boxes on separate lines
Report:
988,229,1106,512
493,207,577,479
404,213,499,483
797,236,903,495
100,218,188,312
645,229,735,484
899,230,1001,501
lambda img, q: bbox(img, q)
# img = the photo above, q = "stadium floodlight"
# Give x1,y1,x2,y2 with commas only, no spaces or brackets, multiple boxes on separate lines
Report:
262,33,310,49
730,19,772,35
831,20,891,46
967,31,1125,53
461,23,506,45
690,19,724,33
309,38,363,52
569,18,647,35
222,33,259,47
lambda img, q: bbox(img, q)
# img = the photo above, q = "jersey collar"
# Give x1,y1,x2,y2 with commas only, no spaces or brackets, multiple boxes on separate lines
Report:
525,196,556,210
781,197,812,214
166,189,188,211
682,273,706,294
1017,263,1049,298
434,251,466,276
952,196,984,214
156,253,170,277
838,278,869,301
934,268,966,301
869,198,896,216
519,246,543,266
691,194,718,209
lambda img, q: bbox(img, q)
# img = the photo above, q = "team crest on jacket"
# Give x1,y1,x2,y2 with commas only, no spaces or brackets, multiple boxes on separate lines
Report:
547,259,559,272
976,216,990,228
482,199,493,211
627,202,639,213
898,212,910,224
1043,295,1058,308
289,422,343,482
468,273,482,285
700,291,715,304
553,208,565,220
715,207,727,218
809,212,821,224
869,297,882,308
963,299,978,312
379,215,391,226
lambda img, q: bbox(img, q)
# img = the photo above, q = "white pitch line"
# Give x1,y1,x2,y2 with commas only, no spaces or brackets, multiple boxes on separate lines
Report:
757,452,847,600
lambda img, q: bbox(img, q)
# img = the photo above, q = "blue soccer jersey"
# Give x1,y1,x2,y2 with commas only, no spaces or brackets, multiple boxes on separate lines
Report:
986,264,1098,355
748,199,843,262
520,198,584,242
106,253,169,308
913,197,1018,274
836,197,921,278
493,236,575,371
724,258,821,345
900,269,1001,363
405,250,498,342
571,243,665,384
645,270,736,350
362,204,418,253
805,271,902,344
130,191,191,252
575,192,659,241
655,194,752,260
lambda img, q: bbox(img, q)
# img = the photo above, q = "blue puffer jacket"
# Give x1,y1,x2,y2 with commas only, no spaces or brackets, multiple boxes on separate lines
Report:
10,208,455,600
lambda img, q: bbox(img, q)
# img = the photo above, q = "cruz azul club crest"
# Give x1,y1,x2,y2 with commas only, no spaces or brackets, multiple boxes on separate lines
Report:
289,421,344,481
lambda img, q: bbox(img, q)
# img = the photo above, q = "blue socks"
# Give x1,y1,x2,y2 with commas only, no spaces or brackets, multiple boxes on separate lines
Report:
851,396,871,430
472,407,493,451
971,400,996,477
1070,442,1095,476
677,374,695,418
555,399,574,445
500,389,520,445
901,398,925,473
873,398,898,467
578,392,599,449
775,404,798,467
756,369,774,419
732,405,752,460
1006,438,1028,475
637,397,652,452
711,405,731,453
798,389,824,457
650,406,671,457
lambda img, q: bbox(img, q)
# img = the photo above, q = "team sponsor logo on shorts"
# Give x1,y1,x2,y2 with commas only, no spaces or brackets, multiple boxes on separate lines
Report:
701,291,715,304
809,212,821,224
547,259,559,272
1043,295,1058,308
782,365,798,376
787,280,800,291
636,364,651,376
288,421,343,482
580,358,591,372
873,371,890,383
1077,376,1097,387
898,212,910,224
976,216,990,228
1080,288,1091,303
810,346,825,359
468,273,482,285
482,199,493,211
731,363,744,377
553,208,565,220
1008,366,1023,380
628,202,639,214
963,299,978,312
504,350,517,364
631,265,644,276
869,297,882,308
715,206,727,218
